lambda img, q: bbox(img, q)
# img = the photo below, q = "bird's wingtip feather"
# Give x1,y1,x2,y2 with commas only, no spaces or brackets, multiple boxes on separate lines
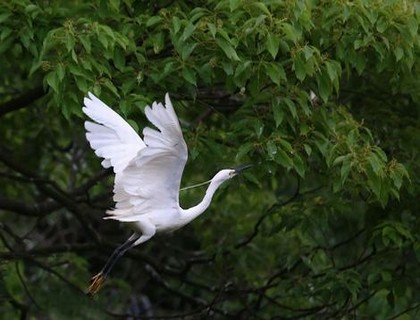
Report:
165,92,172,107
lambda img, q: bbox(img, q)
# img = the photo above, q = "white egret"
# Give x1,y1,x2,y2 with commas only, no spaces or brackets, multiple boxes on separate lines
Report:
82,92,250,294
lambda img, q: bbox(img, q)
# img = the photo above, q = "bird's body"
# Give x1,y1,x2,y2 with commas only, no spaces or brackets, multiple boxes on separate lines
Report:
82,92,248,295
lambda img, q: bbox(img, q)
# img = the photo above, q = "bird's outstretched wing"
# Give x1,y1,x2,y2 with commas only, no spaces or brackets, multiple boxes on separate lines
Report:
83,93,188,220
83,92,146,173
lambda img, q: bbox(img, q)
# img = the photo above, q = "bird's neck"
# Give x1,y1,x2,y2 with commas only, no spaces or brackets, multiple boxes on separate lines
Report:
180,178,225,224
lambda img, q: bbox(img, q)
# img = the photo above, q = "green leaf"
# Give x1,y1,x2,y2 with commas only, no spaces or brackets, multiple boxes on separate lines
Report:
293,55,306,81
376,17,388,33
223,62,234,75
272,98,284,127
65,32,75,52
279,139,293,153
229,0,241,11
109,0,120,11
114,33,128,49
394,47,403,62
207,23,216,38
0,12,11,24
325,61,337,82
340,159,352,185
199,63,212,84
46,71,59,93
367,154,382,174
394,223,414,241
382,226,402,247
68,63,89,78
121,78,135,95
236,142,254,161
99,25,115,40
19,27,33,48
71,49,78,63
0,36,12,54
29,60,42,76
102,78,119,97
97,31,109,49
235,61,252,88
216,27,233,43
354,39,363,50
146,16,162,27
172,16,181,34
407,16,418,38
264,63,285,85
275,148,293,168
181,42,198,60
252,2,271,16
366,167,382,199
303,144,312,156
216,38,240,61
354,54,366,74
181,22,196,41
283,98,297,119
182,67,197,86
296,93,311,116
266,141,277,160
294,154,305,178
333,154,352,166
282,22,299,43
317,69,331,101
190,8,207,23
1,27,12,41
391,169,403,189
151,32,164,54
114,48,125,70
79,34,91,53
304,47,316,63
56,63,65,82
266,33,279,59
243,172,261,188
373,147,387,162
391,163,409,190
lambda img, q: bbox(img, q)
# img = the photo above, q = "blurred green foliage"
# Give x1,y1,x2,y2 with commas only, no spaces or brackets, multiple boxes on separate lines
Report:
0,0,419,318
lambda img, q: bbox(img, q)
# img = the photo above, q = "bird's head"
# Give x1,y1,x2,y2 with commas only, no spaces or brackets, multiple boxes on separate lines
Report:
212,164,252,183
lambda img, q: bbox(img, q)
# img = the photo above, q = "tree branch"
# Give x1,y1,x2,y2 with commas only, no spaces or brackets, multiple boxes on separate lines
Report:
234,178,302,249
0,145,101,242
0,86,45,117
0,196,60,217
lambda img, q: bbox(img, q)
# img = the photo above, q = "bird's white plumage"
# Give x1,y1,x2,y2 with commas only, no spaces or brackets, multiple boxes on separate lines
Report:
83,92,188,229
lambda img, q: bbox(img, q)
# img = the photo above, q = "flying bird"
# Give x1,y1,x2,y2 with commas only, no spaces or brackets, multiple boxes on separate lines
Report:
82,92,250,295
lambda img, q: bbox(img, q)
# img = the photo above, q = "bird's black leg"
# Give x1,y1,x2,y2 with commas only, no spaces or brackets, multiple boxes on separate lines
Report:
87,234,139,295
102,235,138,277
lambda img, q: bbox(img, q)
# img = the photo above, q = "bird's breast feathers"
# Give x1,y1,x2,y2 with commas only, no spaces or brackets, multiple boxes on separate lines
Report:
131,208,186,233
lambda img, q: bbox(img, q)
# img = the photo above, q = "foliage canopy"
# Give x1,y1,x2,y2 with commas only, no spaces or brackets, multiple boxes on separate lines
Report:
0,0,419,319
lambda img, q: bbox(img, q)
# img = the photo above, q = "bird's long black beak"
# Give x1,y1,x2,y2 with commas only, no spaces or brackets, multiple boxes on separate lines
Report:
233,164,253,174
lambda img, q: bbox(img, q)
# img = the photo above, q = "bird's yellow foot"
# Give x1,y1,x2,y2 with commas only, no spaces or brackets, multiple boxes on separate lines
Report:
87,272,105,295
